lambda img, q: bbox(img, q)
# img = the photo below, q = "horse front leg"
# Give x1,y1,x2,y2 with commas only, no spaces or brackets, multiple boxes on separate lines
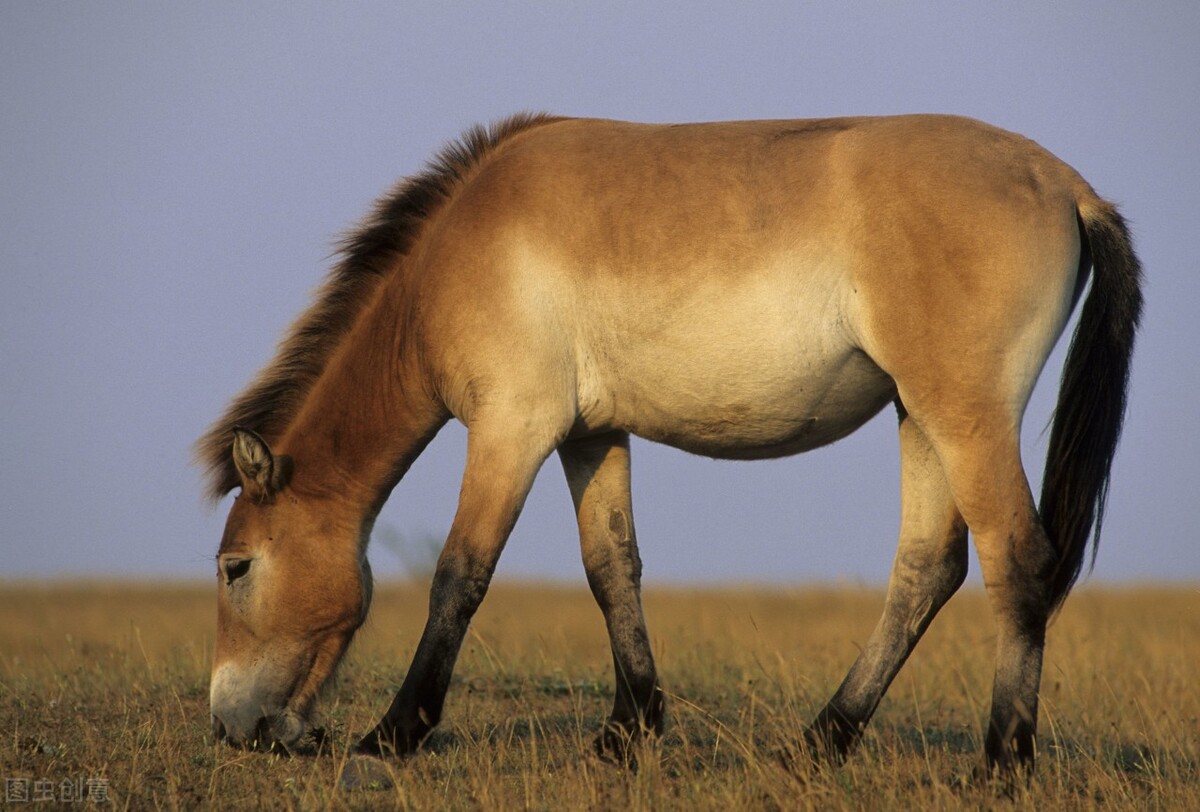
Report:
559,432,664,765
803,405,968,764
354,416,560,757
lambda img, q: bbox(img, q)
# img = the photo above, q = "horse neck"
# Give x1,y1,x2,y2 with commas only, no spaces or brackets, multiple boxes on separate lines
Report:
277,271,446,526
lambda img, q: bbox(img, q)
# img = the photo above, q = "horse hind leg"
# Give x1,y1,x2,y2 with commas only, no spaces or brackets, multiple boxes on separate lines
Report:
909,404,1056,776
558,432,664,765
803,401,968,763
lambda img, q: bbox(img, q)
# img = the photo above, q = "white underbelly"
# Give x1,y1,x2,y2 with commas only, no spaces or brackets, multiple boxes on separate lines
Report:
575,311,896,459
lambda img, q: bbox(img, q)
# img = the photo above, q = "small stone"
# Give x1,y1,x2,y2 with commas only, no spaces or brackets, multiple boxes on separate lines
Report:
338,755,395,791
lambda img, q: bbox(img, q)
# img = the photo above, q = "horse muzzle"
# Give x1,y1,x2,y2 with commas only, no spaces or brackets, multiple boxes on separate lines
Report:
210,662,307,750
211,707,307,751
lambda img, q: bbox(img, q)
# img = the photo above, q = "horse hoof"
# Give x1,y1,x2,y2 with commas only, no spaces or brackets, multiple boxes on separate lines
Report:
593,728,639,771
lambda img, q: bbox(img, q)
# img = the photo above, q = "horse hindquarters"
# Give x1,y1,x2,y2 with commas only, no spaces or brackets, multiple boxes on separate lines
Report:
836,189,1092,773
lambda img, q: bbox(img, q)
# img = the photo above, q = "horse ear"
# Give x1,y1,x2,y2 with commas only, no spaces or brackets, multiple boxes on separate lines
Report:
231,428,292,499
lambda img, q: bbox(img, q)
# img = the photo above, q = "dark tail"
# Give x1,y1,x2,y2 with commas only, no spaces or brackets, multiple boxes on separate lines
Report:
1040,200,1143,612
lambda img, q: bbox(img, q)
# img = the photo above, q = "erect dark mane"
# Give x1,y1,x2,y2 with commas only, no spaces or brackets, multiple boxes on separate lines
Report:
195,112,563,501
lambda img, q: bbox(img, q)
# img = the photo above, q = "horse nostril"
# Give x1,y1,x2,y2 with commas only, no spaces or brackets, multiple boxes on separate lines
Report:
211,715,227,742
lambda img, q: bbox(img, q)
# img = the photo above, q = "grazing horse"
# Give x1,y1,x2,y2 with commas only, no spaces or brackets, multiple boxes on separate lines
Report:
197,113,1140,774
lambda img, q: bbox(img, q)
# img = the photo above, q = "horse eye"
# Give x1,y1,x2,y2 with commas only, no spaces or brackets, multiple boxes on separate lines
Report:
222,557,253,585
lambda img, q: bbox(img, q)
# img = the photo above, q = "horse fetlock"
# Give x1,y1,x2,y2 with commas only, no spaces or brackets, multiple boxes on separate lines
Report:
804,706,867,764
985,696,1039,776
593,714,661,771
354,719,429,759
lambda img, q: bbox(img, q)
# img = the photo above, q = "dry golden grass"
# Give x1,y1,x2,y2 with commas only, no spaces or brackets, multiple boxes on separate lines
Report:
1,580,1196,809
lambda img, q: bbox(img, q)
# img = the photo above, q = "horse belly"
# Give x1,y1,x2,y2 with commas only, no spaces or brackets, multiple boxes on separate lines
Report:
586,329,897,460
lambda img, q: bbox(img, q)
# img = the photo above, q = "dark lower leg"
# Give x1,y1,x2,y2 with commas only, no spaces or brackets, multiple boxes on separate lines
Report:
356,422,555,757
806,535,967,760
595,623,664,761
560,434,663,760
978,549,1053,774
933,427,1054,775
596,582,663,746
354,560,492,756
985,632,1044,771
806,410,967,761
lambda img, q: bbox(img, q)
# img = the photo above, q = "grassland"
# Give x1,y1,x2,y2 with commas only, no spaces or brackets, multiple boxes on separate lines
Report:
1,580,1196,810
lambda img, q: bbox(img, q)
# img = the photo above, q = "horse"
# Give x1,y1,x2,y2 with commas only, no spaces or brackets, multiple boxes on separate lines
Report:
197,113,1141,775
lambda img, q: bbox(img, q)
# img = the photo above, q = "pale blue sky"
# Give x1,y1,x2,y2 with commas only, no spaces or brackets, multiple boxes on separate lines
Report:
2,2,1197,585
